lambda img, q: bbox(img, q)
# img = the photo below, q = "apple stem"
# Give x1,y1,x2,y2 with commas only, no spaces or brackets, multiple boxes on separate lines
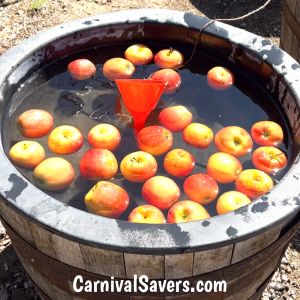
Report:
168,47,174,56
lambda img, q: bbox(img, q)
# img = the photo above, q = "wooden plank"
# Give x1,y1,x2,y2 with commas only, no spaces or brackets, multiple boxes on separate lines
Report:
17,255,60,300
224,245,282,299
30,220,56,258
231,224,282,264
0,199,35,246
52,233,85,269
165,253,194,279
80,243,126,278
291,33,300,60
193,245,233,276
296,0,300,24
166,295,191,300
124,253,164,279
286,0,297,13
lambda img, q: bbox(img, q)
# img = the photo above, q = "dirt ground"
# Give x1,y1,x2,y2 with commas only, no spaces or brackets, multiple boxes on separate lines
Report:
0,0,299,300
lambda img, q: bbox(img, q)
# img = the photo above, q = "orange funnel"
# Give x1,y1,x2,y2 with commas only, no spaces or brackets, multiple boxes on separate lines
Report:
115,79,165,131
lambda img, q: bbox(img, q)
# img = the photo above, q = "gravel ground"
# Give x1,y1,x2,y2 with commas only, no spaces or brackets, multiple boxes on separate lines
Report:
0,0,299,300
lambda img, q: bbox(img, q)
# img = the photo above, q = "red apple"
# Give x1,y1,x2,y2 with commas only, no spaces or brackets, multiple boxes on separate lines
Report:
124,44,153,65
149,69,181,94
142,176,180,210
48,125,83,155
154,48,184,69
67,59,96,80
235,169,274,199
85,181,129,218
33,157,75,191
167,200,210,223
183,173,219,205
103,57,135,81
128,205,165,224
216,191,251,215
164,148,195,178
214,126,253,157
251,121,284,146
79,148,118,180
158,105,192,132
9,141,45,169
17,109,53,138
207,66,234,90
183,123,214,148
207,152,242,184
120,151,157,182
252,146,287,175
88,123,121,151
137,125,173,156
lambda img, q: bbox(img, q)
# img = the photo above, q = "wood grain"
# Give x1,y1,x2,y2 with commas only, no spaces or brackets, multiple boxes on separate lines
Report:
124,253,164,279
80,243,126,278
165,253,194,279
231,224,282,264
193,245,233,276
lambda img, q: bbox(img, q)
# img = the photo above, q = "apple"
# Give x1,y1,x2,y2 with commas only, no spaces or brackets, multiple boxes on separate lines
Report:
154,48,184,69
17,109,53,138
48,125,83,155
67,59,96,80
102,57,135,81
207,152,242,184
214,126,253,157
33,157,75,191
164,148,195,178
252,146,287,175
251,121,284,146
149,69,181,94
9,141,45,169
128,205,166,224
80,148,118,180
85,181,129,218
124,44,153,65
183,123,214,148
142,176,180,210
137,125,173,156
158,105,192,132
235,169,274,199
167,200,210,223
183,173,219,205
88,123,121,151
207,66,234,90
216,191,251,215
120,151,157,182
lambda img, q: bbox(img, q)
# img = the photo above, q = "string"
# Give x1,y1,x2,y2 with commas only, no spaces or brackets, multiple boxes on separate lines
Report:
180,0,273,67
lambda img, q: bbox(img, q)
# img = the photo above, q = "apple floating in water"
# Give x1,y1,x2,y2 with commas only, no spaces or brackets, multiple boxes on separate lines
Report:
167,200,210,223
128,205,166,224
17,109,53,138
67,59,96,80
154,48,184,69
9,141,45,169
207,66,234,90
124,44,153,65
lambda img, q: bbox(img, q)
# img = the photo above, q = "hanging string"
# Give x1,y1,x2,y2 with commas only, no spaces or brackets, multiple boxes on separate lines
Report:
180,0,273,67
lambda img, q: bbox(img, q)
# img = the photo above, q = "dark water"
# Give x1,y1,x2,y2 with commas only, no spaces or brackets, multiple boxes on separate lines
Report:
3,42,293,220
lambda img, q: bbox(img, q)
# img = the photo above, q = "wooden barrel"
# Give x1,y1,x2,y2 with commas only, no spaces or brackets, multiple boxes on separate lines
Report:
0,199,299,300
281,0,300,62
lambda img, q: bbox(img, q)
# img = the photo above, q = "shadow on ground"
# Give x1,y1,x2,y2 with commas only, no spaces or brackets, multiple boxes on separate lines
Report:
190,0,282,37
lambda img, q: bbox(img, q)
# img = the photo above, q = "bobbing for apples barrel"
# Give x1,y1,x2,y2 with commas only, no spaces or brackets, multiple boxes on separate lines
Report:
0,9,300,300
